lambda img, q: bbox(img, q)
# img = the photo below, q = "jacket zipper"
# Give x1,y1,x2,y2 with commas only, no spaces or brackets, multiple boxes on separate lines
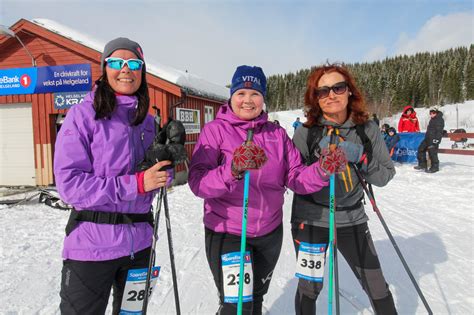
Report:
254,159,264,236
128,124,136,259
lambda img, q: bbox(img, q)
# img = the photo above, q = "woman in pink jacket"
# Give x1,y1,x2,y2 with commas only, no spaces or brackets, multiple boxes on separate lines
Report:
54,38,171,314
188,65,347,315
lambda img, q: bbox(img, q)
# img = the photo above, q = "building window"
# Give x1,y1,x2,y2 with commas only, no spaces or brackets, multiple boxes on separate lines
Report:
204,106,214,124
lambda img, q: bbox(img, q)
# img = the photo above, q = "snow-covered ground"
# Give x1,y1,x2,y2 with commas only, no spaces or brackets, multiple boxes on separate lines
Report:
1,102,473,314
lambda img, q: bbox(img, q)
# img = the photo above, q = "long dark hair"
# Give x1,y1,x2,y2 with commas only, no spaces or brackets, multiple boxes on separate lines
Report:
93,70,150,126
304,64,369,127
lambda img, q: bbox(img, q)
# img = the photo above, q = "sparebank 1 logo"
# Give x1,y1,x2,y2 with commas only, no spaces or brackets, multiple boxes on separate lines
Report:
245,253,251,262
20,74,31,88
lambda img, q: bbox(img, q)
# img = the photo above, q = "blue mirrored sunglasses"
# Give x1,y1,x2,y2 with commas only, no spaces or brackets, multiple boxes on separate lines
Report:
105,57,144,71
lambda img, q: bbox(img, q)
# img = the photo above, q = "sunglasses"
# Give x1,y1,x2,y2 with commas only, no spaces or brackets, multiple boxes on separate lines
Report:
316,81,349,99
105,57,144,71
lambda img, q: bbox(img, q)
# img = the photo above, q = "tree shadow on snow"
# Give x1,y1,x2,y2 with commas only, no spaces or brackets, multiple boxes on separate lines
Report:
374,231,449,314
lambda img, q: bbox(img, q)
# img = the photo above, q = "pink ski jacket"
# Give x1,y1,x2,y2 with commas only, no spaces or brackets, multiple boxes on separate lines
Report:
188,104,328,237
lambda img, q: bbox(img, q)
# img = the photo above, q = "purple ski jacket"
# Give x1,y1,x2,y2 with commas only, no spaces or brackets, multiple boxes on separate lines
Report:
188,104,329,237
54,91,155,261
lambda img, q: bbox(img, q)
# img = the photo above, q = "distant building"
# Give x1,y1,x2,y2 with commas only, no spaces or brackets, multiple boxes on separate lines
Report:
0,18,228,186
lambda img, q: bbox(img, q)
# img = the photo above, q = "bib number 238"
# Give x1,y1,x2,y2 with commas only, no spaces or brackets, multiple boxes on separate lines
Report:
221,251,253,303
295,242,326,282
120,266,160,314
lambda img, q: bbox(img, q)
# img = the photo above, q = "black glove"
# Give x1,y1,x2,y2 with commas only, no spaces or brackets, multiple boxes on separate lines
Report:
137,119,187,171
166,119,186,145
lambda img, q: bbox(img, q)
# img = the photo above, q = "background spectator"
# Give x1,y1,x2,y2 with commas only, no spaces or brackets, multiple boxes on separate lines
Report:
372,113,380,127
398,105,420,132
292,117,303,130
414,109,445,173
385,127,400,156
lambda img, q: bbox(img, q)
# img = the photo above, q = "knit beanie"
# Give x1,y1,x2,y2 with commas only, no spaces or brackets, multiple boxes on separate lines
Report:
230,65,267,97
100,37,145,71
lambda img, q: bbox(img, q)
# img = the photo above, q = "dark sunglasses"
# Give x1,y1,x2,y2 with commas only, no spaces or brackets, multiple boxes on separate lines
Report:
105,57,144,71
316,81,349,99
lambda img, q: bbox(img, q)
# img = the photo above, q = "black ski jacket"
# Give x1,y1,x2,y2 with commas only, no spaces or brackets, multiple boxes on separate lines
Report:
425,112,445,144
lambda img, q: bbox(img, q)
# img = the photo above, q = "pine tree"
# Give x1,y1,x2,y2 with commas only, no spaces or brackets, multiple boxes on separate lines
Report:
266,45,472,117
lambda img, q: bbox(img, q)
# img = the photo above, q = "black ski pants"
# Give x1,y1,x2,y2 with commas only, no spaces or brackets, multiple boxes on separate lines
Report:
59,247,151,315
205,224,283,315
417,139,439,166
291,222,397,315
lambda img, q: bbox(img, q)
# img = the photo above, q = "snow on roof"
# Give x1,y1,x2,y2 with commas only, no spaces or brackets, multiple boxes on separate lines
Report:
31,18,228,101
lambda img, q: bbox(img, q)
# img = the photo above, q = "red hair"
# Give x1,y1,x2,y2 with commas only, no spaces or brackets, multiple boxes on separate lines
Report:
304,64,369,127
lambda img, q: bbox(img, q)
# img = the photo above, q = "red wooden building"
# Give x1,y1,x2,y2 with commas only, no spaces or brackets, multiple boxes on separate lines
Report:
0,18,227,186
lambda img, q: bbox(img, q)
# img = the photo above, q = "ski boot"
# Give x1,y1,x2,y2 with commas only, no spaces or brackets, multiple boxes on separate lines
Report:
426,163,439,173
413,164,426,171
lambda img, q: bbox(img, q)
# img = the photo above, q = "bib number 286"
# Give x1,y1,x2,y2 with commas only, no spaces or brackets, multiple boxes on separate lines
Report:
120,266,160,314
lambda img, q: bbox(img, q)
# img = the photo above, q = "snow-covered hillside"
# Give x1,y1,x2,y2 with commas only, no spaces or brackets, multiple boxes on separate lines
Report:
1,101,473,314
269,100,474,137
381,100,474,132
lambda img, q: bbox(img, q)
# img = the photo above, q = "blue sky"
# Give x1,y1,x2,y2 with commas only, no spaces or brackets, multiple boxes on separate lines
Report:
1,0,473,86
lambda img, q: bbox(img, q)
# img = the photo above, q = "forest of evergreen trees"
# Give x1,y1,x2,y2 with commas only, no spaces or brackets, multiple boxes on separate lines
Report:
266,45,473,117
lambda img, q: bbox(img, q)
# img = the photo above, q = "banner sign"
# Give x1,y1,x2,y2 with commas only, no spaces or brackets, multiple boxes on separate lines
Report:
392,132,425,163
0,64,91,96
54,91,88,109
176,108,201,134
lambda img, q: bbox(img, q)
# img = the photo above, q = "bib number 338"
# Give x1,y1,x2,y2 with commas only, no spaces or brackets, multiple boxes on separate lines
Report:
221,251,253,303
295,243,326,282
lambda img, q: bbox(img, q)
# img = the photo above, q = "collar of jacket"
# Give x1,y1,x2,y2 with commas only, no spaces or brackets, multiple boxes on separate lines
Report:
318,116,356,129
84,91,138,124
216,103,268,132
317,116,358,139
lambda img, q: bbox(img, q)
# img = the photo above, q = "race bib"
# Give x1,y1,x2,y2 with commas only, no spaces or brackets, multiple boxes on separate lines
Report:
221,251,253,303
295,242,326,282
120,266,160,314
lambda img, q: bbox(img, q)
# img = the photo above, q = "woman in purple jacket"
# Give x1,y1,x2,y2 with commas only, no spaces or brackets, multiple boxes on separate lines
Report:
54,38,171,314
188,65,346,314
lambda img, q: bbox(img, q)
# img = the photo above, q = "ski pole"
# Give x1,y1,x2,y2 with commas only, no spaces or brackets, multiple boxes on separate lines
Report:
237,128,254,315
333,131,340,315
163,187,181,315
352,164,433,315
142,187,165,314
327,130,340,315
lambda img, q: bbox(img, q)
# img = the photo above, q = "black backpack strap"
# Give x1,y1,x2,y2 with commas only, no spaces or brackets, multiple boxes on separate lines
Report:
355,123,373,165
305,125,324,165
65,209,154,236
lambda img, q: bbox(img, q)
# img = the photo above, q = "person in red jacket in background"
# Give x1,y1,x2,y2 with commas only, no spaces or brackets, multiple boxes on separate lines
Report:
398,105,420,132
